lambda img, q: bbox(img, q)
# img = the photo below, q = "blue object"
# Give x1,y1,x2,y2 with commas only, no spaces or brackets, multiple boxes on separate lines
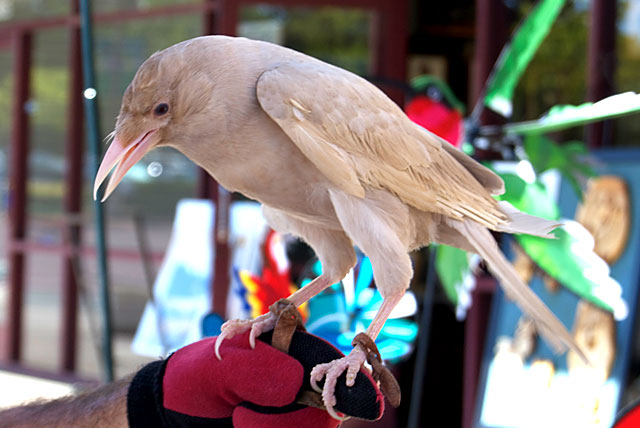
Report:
202,312,224,337
302,253,418,363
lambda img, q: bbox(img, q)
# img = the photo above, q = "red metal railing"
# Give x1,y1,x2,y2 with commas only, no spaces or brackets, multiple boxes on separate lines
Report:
7,29,32,365
0,0,407,380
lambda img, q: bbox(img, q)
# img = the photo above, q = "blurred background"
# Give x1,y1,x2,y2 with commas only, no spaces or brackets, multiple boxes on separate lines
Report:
1,1,640,427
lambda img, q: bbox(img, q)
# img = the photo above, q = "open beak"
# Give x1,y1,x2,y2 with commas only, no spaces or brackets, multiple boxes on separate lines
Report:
93,129,158,202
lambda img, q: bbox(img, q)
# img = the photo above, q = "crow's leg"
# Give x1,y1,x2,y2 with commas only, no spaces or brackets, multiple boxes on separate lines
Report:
214,274,335,359
312,190,413,419
309,292,404,419
215,205,356,359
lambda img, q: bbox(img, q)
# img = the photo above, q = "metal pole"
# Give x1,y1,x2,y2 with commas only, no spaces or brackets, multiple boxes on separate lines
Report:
60,0,84,374
407,246,437,428
79,0,114,382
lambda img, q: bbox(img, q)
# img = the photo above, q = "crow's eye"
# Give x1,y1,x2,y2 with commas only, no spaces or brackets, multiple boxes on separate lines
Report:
154,103,169,116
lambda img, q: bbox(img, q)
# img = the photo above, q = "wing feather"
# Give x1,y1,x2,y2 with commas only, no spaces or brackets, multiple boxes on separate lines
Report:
256,62,506,227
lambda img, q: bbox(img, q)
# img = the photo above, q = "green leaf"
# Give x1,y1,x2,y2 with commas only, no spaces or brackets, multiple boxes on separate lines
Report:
484,0,567,117
497,173,560,220
435,244,470,305
504,92,640,135
523,134,559,173
522,135,596,199
499,173,527,201
517,224,627,320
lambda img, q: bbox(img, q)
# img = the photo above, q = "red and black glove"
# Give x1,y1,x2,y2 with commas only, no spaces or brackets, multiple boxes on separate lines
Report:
127,329,384,427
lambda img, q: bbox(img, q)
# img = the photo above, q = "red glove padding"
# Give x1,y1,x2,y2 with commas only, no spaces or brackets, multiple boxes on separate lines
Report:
127,332,339,428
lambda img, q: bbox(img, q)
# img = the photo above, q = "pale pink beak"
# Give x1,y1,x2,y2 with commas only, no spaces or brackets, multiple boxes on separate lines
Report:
93,129,157,202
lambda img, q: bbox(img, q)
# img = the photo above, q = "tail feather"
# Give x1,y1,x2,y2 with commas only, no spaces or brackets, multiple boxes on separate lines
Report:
495,201,562,238
453,219,587,361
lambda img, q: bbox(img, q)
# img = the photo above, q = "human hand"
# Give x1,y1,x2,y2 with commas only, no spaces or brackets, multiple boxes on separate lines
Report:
128,329,384,427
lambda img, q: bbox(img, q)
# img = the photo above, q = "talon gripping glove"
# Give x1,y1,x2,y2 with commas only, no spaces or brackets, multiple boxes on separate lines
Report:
127,329,386,427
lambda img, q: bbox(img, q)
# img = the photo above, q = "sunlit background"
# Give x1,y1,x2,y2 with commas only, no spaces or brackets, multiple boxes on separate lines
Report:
1,1,640,428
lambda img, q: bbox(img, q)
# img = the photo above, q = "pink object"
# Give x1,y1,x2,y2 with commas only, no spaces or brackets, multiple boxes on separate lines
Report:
405,95,464,147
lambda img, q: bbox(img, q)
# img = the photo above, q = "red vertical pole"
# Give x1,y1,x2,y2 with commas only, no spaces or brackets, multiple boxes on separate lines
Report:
201,0,231,318
217,0,238,37
211,185,231,317
587,0,616,148
471,0,510,121
198,0,217,200
6,30,32,363
377,1,407,106
60,0,84,373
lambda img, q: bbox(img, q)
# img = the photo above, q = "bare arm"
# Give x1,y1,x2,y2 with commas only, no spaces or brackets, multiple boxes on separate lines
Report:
0,375,132,428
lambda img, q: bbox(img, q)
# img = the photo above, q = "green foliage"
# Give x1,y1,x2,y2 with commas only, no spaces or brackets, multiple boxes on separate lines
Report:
7,1,69,19
498,173,560,220
94,13,204,136
496,169,626,318
240,6,370,75
512,2,587,141
517,228,626,318
0,72,11,137
32,67,69,128
0,66,69,153
284,9,370,75
616,2,640,146
435,244,469,305
523,135,596,198
484,0,566,117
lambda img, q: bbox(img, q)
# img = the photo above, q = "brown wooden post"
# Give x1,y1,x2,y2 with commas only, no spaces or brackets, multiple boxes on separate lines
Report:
377,0,408,106
587,0,616,148
60,0,84,373
6,30,32,363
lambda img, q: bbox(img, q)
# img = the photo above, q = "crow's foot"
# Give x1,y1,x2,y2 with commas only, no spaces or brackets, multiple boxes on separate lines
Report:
310,345,367,420
214,311,277,360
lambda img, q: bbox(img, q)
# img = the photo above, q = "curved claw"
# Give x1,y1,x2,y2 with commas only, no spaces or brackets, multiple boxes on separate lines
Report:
310,369,325,393
310,361,353,421
309,347,367,421
214,314,279,359
325,403,349,421
214,319,252,360
215,330,229,360
321,368,349,422
249,323,258,350
250,312,278,349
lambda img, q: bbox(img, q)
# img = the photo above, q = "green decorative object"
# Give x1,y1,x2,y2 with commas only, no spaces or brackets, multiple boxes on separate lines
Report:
503,92,640,135
499,172,560,220
483,0,566,117
423,0,637,323
436,245,466,303
523,135,596,198
495,172,627,320
517,225,627,320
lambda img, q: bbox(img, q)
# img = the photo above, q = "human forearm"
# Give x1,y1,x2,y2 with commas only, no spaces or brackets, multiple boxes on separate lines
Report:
0,375,131,428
